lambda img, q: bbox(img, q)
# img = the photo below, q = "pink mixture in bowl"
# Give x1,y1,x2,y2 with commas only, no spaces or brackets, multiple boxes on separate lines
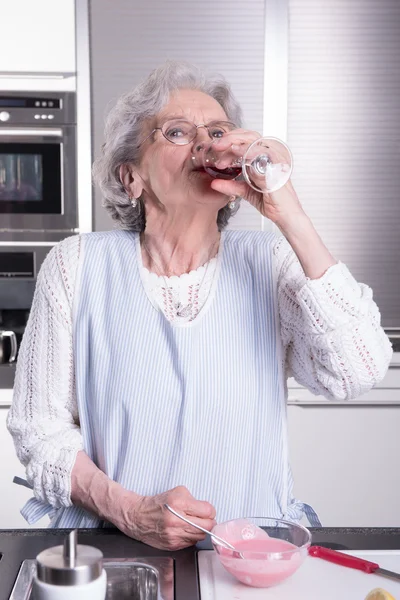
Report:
211,517,311,588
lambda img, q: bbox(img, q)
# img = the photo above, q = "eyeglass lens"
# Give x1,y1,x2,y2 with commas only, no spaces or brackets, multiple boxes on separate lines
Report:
161,119,236,145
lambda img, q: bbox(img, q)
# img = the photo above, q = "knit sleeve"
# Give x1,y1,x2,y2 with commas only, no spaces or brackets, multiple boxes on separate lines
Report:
273,236,393,400
7,235,83,508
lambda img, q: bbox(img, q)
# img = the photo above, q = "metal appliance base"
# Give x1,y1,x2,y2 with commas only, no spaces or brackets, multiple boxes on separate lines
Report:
9,557,174,600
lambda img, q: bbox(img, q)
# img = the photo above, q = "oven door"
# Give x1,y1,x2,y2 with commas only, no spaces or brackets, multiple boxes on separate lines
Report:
0,126,77,235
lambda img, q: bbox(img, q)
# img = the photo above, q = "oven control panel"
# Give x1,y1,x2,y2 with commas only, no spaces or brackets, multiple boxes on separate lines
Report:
0,96,61,109
0,92,75,125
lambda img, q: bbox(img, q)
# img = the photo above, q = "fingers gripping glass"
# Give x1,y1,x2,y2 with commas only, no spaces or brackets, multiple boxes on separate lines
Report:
138,119,237,146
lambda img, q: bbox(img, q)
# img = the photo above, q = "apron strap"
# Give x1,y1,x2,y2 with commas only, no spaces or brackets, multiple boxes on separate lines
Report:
13,475,33,490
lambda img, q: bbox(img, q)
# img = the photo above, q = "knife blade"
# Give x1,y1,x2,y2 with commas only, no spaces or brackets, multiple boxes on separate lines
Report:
309,546,400,582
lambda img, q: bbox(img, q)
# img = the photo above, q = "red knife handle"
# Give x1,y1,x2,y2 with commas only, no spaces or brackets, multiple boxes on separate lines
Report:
309,546,379,574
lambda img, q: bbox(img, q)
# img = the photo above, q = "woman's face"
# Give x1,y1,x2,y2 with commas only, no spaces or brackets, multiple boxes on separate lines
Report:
133,89,233,213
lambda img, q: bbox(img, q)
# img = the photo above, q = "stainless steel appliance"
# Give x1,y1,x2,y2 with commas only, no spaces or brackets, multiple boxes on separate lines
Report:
10,557,174,600
0,243,52,388
0,91,77,242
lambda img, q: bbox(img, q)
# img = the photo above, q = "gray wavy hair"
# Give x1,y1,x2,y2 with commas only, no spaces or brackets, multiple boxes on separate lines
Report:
92,61,244,231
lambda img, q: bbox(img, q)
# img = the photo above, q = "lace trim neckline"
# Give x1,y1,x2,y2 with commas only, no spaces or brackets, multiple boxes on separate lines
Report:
135,231,225,328
141,256,218,282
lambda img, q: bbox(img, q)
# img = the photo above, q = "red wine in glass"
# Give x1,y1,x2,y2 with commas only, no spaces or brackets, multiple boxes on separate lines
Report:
196,137,293,192
203,165,242,180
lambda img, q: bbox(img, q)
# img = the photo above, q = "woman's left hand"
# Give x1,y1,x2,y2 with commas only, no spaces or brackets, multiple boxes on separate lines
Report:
209,129,305,226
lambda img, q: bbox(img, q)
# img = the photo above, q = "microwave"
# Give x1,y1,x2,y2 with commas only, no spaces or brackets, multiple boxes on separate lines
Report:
0,91,77,242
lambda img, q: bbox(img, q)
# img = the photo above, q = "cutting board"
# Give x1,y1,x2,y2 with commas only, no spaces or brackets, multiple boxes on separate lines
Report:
198,550,400,599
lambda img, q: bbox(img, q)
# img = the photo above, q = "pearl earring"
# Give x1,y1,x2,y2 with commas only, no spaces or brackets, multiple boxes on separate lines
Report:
228,195,237,210
130,196,138,209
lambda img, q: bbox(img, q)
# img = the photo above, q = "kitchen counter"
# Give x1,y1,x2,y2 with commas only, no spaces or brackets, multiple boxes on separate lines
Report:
1,527,400,599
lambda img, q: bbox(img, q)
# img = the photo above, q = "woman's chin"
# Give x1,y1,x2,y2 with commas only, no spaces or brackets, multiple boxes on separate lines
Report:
195,191,229,210
189,178,230,206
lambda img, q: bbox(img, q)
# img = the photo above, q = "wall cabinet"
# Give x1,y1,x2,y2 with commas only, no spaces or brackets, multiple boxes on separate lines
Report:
0,0,75,73
288,403,400,527
0,408,48,528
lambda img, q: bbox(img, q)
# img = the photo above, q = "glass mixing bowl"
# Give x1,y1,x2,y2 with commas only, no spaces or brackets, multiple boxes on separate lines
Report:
211,517,311,588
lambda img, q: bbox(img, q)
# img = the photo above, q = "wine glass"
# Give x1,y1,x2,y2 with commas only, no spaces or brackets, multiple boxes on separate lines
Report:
192,136,293,193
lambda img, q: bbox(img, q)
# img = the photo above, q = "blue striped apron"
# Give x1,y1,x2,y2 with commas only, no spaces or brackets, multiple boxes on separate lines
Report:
20,229,320,527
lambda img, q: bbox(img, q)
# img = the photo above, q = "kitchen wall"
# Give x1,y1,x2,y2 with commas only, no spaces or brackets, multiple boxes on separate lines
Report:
89,0,266,233
286,0,400,330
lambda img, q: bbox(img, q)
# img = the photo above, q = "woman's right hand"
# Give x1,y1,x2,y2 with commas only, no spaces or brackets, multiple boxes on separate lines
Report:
118,485,217,550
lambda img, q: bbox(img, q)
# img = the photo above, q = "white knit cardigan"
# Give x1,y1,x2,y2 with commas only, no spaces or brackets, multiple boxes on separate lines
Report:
7,232,393,511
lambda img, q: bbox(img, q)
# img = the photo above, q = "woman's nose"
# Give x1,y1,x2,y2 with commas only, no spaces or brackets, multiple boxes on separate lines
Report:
191,126,210,154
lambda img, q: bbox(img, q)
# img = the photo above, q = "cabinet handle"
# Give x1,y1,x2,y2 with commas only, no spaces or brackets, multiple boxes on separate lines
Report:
0,128,63,137
0,71,75,79
0,330,17,364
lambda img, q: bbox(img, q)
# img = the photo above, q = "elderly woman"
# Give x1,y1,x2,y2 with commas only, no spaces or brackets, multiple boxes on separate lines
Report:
8,61,391,550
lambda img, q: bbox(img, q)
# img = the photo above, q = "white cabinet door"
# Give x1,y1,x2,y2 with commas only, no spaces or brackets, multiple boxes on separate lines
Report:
288,404,400,527
0,408,48,528
0,0,75,73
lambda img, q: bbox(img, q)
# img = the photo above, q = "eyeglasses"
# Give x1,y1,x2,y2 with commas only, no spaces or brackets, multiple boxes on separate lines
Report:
138,118,237,147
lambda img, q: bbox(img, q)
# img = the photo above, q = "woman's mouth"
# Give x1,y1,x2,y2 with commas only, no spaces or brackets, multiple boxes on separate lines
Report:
191,166,211,176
